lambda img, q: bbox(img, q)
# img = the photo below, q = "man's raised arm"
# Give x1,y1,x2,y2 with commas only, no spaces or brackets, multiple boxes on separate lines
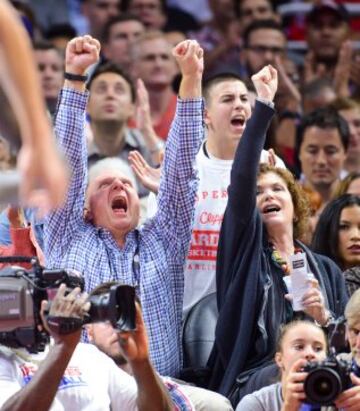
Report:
154,40,204,257
44,36,100,262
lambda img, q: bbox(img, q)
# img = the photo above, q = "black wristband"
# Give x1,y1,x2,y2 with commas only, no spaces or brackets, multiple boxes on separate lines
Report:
47,315,84,334
64,72,88,82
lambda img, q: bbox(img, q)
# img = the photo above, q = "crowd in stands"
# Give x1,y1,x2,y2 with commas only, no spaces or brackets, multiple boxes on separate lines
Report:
0,0,360,410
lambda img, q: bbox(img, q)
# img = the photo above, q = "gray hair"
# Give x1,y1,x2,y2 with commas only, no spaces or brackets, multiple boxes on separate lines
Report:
88,157,138,191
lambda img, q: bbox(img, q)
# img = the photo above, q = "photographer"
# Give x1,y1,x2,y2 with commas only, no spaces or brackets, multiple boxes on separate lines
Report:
236,317,360,411
0,283,174,411
236,320,328,411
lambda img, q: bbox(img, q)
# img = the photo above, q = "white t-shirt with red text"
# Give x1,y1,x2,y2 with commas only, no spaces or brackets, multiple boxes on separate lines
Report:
147,143,285,315
0,343,138,410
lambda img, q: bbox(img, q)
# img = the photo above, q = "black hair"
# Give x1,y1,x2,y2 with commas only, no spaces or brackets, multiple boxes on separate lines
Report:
45,23,77,41
243,19,284,48
234,0,274,19
203,72,246,105
102,13,143,43
121,0,167,13
33,40,61,53
87,62,136,102
294,107,350,173
311,194,360,269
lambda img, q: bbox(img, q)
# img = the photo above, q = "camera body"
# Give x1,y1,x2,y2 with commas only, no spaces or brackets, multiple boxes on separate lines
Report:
0,258,136,352
303,355,352,406
0,260,85,352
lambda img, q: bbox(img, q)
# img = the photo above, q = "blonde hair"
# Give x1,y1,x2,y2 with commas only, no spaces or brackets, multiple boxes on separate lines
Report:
345,288,360,327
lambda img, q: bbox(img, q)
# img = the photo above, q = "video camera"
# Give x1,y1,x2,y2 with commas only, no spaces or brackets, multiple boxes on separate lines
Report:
0,257,136,353
303,317,355,406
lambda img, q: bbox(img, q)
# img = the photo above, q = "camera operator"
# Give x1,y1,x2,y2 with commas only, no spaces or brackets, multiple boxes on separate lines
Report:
86,282,233,410
0,283,174,411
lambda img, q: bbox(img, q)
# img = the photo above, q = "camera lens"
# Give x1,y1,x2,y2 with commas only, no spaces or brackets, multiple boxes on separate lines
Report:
304,368,342,405
86,285,136,331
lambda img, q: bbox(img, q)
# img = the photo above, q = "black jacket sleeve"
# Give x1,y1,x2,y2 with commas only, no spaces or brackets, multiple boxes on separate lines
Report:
216,101,275,304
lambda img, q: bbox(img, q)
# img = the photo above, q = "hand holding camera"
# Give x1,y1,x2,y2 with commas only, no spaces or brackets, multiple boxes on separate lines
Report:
0,262,136,352
334,372,360,410
117,302,149,365
41,284,90,347
281,358,308,411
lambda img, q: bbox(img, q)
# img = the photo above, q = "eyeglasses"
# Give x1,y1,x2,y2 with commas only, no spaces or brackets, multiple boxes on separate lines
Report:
246,45,285,55
241,6,271,17
131,2,160,11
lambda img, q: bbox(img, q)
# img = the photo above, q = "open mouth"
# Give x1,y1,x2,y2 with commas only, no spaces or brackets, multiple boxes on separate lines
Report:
111,196,127,213
262,205,281,214
230,116,245,127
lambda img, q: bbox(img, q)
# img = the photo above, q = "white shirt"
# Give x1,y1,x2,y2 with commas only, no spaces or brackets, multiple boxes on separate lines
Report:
0,343,138,410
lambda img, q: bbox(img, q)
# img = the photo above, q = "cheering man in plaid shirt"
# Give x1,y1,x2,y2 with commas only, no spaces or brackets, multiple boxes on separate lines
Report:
44,35,204,378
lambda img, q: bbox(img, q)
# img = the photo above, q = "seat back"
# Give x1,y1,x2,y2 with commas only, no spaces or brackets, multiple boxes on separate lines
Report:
182,292,218,369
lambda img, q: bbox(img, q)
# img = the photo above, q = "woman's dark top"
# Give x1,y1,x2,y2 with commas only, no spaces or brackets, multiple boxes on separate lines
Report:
207,101,348,397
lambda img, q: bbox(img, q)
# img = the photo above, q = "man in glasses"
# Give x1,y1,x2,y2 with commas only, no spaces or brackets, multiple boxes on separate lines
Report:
241,19,287,79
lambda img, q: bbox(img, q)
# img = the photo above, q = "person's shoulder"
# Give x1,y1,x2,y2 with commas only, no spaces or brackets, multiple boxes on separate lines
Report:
311,252,341,273
0,345,16,361
237,383,281,411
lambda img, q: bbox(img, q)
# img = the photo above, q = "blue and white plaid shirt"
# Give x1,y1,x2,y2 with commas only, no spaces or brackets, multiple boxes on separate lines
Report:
44,88,203,377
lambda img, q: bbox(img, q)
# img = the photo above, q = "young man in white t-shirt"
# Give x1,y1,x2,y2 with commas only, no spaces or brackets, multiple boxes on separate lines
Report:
143,72,285,315
0,283,173,411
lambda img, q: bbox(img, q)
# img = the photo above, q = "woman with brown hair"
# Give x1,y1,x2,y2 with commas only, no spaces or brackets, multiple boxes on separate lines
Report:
207,65,348,406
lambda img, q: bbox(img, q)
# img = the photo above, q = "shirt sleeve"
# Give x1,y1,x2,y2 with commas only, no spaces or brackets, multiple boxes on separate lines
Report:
44,88,89,264
0,356,22,408
153,97,203,259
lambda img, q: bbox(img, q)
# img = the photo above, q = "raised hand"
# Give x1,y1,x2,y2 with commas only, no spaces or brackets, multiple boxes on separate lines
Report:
7,206,25,228
65,35,101,76
117,302,149,363
128,150,161,194
251,64,278,102
274,55,301,111
172,39,203,78
135,78,152,136
303,50,326,85
334,40,352,98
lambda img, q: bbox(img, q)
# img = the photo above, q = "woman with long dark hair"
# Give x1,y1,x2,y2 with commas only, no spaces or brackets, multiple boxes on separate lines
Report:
312,194,360,296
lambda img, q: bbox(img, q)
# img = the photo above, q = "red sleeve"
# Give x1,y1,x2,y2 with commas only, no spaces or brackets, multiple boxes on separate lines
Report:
0,227,36,270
